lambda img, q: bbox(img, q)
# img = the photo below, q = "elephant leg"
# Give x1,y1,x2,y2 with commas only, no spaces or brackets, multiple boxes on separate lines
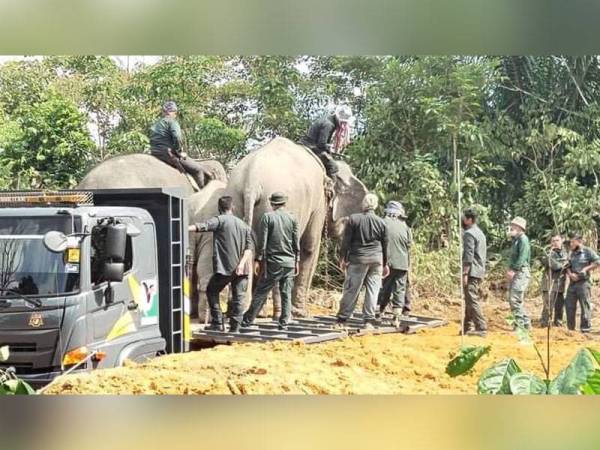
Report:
292,208,326,317
198,290,210,324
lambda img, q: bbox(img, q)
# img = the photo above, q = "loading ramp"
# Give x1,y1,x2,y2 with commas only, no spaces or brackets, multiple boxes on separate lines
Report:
191,313,447,345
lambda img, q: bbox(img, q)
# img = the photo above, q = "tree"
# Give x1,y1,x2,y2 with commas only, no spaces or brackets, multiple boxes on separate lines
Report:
1,91,95,189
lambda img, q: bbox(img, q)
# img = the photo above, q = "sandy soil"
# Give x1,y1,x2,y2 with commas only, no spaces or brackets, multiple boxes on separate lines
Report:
44,287,600,395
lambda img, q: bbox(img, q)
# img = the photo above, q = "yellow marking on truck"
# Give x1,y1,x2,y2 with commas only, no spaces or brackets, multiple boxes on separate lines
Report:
106,312,136,342
127,275,141,305
67,248,80,263
183,277,191,341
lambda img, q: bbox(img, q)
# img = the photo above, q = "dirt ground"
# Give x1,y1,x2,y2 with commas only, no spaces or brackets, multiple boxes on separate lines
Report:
44,286,600,395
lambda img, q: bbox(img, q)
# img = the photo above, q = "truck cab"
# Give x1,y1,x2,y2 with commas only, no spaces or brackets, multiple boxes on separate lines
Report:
0,189,190,387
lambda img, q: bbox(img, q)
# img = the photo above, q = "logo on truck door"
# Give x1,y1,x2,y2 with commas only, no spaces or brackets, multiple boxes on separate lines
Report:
28,313,44,328
127,276,159,326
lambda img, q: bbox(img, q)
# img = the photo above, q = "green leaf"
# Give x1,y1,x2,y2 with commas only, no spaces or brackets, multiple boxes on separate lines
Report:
586,347,600,365
580,370,600,395
0,378,35,395
0,345,8,362
446,345,491,377
509,373,547,395
478,359,521,394
548,349,598,395
13,379,35,395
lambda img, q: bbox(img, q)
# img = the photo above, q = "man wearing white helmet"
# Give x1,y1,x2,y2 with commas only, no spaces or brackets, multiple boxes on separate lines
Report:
300,105,353,181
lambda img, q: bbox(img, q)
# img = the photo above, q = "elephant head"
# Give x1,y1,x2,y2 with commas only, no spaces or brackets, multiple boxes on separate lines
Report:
329,161,369,238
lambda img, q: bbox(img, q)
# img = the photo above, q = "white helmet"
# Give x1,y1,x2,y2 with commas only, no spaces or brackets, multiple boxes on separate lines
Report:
335,105,353,122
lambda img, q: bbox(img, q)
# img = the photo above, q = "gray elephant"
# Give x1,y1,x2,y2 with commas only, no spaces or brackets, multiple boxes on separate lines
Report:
225,137,368,316
78,153,227,194
78,153,228,322
187,180,227,322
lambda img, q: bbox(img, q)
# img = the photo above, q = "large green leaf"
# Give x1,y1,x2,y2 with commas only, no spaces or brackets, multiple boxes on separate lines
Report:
580,370,600,395
548,349,598,395
478,359,521,394
0,379,35,395
446,345,491,377
509,373,547,395
586,347,600,365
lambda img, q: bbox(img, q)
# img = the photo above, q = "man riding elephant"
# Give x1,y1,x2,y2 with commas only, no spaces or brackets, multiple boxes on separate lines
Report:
299,105,353,184
150,101,208,189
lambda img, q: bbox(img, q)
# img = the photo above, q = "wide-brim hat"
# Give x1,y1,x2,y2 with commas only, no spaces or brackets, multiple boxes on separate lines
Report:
510,216,527,231
269,192,288,205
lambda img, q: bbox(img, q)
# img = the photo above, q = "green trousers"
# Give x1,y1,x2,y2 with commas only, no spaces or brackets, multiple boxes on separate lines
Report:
508,268,531,329
464,277,487,332
565,281,592,332
540,290,565,327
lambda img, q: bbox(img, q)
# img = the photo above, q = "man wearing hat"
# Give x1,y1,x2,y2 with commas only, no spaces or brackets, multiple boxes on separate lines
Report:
461,208,488,337
242,192,300,330
507,216,531,330
299,105,353,182
377,200,412,326
149,100,207,188
564,233,600,333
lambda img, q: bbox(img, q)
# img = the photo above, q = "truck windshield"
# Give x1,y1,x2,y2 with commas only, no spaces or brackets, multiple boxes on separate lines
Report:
0,216,79,297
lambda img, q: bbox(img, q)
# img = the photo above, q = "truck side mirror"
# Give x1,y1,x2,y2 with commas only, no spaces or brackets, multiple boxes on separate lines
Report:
43,231,69,253
105,223,127,262
103,262,124,283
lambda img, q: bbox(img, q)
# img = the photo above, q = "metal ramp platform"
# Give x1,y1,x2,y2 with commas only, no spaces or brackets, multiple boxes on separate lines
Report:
191,313,447,345
191,322,347,345
295,313,447,336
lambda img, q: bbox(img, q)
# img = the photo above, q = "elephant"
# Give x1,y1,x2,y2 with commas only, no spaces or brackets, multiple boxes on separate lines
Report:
187,180,227,323
78,153,227,194
77,153,228,322
225,137,368,316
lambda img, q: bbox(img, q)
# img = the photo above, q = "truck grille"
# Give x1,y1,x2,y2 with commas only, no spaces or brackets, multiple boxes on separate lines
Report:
0,343,37,353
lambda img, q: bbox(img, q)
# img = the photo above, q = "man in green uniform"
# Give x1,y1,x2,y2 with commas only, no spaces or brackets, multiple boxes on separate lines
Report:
507,216,531,330
377,201,412,326
461,208,488,337
242,192,300,330
149,101,207,188
565,234,600,333
189,196,253,332
539,234,567,328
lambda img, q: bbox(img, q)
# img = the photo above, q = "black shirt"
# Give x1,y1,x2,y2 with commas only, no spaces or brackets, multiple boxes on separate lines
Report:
300,114,339,153
340,211,388,266
195,214,253,275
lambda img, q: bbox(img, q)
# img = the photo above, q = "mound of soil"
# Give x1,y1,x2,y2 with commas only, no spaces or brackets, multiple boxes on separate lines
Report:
44,289,599,395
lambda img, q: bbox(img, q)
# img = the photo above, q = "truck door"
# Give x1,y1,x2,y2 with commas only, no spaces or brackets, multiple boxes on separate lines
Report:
89,218,135,345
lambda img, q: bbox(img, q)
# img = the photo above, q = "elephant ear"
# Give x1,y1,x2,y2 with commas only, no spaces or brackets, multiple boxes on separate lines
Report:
331,161,368,221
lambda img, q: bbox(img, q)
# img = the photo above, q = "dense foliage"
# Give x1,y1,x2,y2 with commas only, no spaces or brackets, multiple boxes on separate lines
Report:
0,56,598,258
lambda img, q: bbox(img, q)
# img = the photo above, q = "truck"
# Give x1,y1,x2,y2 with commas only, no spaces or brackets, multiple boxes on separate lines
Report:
0,188,191,387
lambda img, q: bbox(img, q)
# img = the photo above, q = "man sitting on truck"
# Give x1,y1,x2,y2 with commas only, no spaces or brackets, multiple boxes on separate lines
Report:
150,101,207,189
189,196,254,332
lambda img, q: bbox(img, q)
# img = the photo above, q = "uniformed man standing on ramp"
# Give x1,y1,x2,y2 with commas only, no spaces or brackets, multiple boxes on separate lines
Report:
189,196,254,332
243,192,300,331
